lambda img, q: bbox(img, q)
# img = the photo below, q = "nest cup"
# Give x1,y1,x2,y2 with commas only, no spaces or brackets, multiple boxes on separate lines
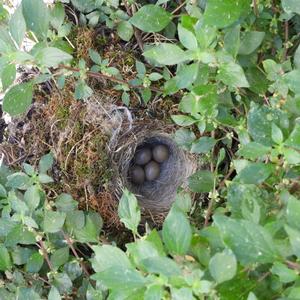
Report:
111,123,196,216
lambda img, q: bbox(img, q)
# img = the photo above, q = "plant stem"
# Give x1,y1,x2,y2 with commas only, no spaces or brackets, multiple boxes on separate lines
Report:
59,64,163,93
38,240,53,271
62,231,90,276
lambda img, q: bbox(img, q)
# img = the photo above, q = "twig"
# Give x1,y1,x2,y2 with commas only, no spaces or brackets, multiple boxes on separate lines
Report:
204,131,216,227
171,1,187,15
283,21,289,61
59,64,163,93
62,231,90,276
253,0,259,16
286,260,300,271
38,240,53,271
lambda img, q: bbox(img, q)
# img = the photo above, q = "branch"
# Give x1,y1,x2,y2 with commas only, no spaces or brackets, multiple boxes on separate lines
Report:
286,260,300,271
59,64,163,93
62,231,90,276
38,240,53,271
283,21,289,61
253,0,259,16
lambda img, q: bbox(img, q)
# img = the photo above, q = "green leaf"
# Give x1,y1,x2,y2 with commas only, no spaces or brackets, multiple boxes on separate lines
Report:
283,147,300,165
24,185,40,211
91,245,131,273
117,21,133,41
9,6,26,47
6,172,31,190
175,63,199,89
238,142,270,160
174,191,192,213
171,115,197,126
118,189,141,234
39,153,54,174
44,210,66,233
217,62,249,88
285,122,300,150
247,104,289,146
271,123,283,144
74,80,93,100
282,0,300,14
1,63,16,91
55,193,77,212
126,240,160,267
89,49,102,65
224,25,240,57
12,246,34,265
22,0,50,40
286,194,300,231
171,288,194,300
144,285,163,300
130,4,171,32
178,24,198,50
294,44,300,69
148,72,163,81
2,82,33,116
203,0,251,28
48,286,61,300
65,210,85,231
238,31,265,55
38,174,54,183
174,128,196,150
285,225,300,258
142,256,181,277
5,224,36,246
191,137,216,154
74,212,102,243
143,44,188,65
0,244,11,271
214,215,279,265
162,207,192,255
227,182,266,221
284,70,300,94
25,252,43,273
136,60,146,75
209,248,237,284
271,261,298,283
50,247,69,270
92,266,147,290
50,3,65,29
188,170,214,193
52,272,72,294
235,162,273,184
35,47,72,68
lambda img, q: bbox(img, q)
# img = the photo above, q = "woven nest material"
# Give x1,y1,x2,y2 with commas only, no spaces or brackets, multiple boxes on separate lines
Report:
110,121,197,216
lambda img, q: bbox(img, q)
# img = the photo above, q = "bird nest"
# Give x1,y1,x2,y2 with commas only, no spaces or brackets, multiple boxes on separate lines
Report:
110,123,197,217
0,93,200,227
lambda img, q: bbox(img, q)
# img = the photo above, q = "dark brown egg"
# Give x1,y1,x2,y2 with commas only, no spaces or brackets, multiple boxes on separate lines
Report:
152,144,169,163
134,147,152,165
144,161,160,181
130,165,145,185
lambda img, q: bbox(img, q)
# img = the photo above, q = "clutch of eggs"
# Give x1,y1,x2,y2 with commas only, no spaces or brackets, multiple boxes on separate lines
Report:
130,144,169,185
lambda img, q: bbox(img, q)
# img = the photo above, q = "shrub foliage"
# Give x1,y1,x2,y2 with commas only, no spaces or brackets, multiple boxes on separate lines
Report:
0,0,300,299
